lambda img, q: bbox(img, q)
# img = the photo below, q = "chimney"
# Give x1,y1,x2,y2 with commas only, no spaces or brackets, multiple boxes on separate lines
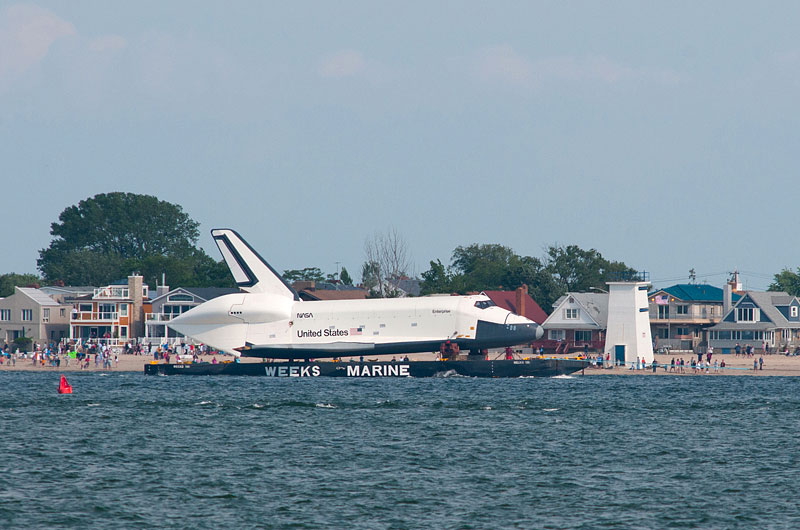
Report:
723,283,732,315
515,284,528,317
128,275,144,338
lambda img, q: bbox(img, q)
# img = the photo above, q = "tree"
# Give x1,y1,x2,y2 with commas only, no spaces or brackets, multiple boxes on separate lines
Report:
420,242,633,312
362,228,411,297
545,244,635,294
0,273,43,297
282,267,325,283
420,259,452,295
769,268,800,296
360,260,380,294
339,267,353,286
37,193,232,287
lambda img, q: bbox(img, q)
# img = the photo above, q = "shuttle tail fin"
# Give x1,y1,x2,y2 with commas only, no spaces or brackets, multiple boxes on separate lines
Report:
211,229,299,300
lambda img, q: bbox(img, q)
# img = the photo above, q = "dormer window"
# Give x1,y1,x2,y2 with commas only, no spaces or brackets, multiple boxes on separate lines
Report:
792,306,798,318
736,307,759,322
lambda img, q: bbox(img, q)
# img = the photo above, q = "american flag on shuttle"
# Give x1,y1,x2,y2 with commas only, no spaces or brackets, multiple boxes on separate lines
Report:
350,327,363,336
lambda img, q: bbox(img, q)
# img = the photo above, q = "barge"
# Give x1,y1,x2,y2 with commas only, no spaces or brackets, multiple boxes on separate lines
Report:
143,358,589,378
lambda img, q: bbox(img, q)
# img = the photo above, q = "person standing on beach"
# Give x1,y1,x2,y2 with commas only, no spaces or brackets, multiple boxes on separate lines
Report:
759,356,763,370
735,343,741,357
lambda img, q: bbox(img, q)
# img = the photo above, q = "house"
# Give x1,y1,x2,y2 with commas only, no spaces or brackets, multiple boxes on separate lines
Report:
537,292,608,355
483,285,547,324
144,286,240,344
67,275,150,346
293,281,369,301
708,291,800,353
648,283,741,351
39,285,96,304
0,287,71,346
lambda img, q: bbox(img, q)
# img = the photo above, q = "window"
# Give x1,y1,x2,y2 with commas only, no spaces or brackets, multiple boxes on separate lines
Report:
120,326,128,338
565,308,579,319
0,309,10,321
575,330,592,342
79,304,93,313
168,294,194,302
676,305,689,315
658,306,669,319
120,304,128,317
792,306,798,318
737,307,758,322
60,308,66,317
99,304,115,319
676,327,689,336
474,300,496,309
21,309,33,321
42,308,50,323
549,329,565,340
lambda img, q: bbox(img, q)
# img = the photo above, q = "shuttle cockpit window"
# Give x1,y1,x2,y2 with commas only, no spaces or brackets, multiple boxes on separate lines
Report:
474,300,496,309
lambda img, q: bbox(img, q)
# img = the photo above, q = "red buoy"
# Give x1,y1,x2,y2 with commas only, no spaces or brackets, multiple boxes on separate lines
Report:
58,375,72,394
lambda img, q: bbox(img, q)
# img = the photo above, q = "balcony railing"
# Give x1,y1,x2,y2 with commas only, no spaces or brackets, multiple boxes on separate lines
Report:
94,287,130,299
71,312,119,322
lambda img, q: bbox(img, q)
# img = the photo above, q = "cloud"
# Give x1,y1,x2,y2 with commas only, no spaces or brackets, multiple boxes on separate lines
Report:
472,45,683,88
318,49,366,78
0,4,76,79
474,45,535,86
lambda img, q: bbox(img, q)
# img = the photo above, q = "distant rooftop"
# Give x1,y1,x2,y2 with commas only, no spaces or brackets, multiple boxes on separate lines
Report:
17,287,60,306
650,283,742,303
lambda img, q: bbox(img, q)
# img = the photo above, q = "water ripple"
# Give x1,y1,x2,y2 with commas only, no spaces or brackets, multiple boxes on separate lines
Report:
1,372,799,529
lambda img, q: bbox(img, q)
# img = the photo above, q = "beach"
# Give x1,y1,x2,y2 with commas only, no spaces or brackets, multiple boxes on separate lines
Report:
581,352,800,376
3,351,800,375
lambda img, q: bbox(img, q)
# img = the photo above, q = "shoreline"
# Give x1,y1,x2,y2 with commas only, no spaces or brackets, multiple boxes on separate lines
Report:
3,352,800,376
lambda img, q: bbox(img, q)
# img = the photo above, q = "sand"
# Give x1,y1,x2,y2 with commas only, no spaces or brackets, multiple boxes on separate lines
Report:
580,352,800,376
3,351,800,376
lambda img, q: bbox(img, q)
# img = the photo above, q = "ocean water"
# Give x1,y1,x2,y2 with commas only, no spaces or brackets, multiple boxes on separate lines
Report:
1,372,799,529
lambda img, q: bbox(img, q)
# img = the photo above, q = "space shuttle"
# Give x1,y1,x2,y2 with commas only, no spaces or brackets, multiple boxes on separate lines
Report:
167,229,543,359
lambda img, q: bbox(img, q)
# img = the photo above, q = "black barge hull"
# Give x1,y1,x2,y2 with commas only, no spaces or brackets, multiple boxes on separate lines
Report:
144,359,588,378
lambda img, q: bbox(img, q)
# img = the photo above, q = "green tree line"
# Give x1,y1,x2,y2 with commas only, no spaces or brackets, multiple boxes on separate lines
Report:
6,192,797,309
420,243,636,310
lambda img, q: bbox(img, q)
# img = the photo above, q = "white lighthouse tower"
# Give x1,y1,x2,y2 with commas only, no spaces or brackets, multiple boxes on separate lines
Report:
604,273,653,368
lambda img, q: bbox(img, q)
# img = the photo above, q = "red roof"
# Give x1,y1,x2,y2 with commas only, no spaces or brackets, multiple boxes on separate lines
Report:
483,290,548,324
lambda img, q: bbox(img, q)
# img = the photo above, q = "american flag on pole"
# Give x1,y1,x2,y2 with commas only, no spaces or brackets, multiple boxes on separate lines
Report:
350,327,363,336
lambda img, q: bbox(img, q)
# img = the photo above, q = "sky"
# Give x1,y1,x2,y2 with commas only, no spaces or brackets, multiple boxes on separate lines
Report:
1,1,799,292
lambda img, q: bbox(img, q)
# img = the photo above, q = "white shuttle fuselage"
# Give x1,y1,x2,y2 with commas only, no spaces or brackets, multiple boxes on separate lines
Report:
168,229,542,358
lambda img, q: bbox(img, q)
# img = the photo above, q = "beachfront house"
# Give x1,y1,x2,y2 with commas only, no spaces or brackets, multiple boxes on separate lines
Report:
0,287,71,347
67,276,150,346
707,291,800,354
483,285,548,325
536,292,608,355
144,286,239,344
648,283,740,352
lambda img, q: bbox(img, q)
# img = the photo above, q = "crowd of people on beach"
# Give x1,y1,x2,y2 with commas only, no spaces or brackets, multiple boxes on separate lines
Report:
586,347,767,374
0,339,226,369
